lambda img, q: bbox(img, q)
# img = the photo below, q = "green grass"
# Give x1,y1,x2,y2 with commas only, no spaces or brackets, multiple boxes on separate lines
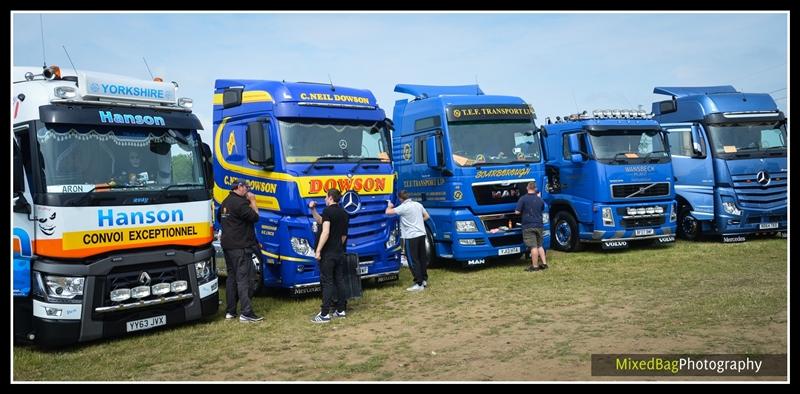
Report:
13,238,787,381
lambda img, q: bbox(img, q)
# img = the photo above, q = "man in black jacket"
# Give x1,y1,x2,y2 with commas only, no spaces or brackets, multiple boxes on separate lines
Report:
220,181,263,322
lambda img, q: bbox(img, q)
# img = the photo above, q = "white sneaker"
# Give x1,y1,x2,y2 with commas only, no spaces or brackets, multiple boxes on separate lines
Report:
225,313,237,320
422,280,428,288
406,283,424,292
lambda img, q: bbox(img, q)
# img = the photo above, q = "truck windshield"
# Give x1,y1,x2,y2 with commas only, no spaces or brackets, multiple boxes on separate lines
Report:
706,122,787,158
588,130,669,164
36,124,204,193
279,119,391,163
448,120,541,166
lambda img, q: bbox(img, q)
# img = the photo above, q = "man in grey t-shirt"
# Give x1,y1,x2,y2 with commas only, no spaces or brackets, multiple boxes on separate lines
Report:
386,190,430,292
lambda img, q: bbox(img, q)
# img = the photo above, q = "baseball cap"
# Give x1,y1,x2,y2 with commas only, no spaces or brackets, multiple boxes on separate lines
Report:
231,181,248,190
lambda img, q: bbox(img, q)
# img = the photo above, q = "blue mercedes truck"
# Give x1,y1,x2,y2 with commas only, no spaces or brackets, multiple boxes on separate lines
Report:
392,84,549,267
542,110,677,251
652,86,787,242
212,80,401,295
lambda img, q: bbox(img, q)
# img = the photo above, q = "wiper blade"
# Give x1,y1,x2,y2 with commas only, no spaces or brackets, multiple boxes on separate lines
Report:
303,156,349,174
67,183,141,206
349,157,384,173
160,183,204,192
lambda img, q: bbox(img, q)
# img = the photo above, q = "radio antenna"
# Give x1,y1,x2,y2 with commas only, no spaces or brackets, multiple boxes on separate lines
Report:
39,14,47,69
62,45,78,78
143,57,154,79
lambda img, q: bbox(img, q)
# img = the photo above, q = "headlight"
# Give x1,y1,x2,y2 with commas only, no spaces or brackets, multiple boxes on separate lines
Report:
601,207,614,227
131,286,151,299
646,207,655,215
170,280,188,293
626,207,637,216
670,202,677,222
195,260,212,280
636,207,646,215
45,275,85,301
722,201,742,216
455,220,479,233
542,212,549,225
151,283,171,296
110,288,131,302
386,230,397,249
654,206,664,214
290,237,316,257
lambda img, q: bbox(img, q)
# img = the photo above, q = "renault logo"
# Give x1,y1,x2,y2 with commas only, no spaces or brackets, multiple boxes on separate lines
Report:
139,272,151,286
756,171,770,186
341,191,361,215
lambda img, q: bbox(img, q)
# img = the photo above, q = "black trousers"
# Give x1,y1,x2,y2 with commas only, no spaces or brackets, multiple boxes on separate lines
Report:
319,253,347,316
224,248,254,316
404,236,428,285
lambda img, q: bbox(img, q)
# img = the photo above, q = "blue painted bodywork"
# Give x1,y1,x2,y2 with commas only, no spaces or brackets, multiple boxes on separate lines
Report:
652,85,787,239
213,80,401,291
392,84,549,265
542,118,678,249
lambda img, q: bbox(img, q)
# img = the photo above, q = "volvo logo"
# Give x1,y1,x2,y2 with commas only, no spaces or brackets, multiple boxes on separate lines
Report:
138,272,151,286
341,191,361,215
756,171,770,186
339,139,348,150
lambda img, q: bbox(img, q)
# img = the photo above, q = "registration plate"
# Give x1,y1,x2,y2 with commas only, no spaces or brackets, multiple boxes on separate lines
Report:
635,228,654,236
359,266,369,275
498,247,520,256
759,222,779,230
126,315,166,333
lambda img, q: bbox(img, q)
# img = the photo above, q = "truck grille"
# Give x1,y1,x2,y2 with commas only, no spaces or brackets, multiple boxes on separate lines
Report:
488,234,523,247
473,181,528,205
612,182,670,199
731,171,787,210
99,263,188,307
480,213,521,232
620,216,665,228
344,198,389,245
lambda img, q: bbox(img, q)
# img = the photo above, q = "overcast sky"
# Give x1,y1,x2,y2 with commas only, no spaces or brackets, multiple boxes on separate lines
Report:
13,12,788,144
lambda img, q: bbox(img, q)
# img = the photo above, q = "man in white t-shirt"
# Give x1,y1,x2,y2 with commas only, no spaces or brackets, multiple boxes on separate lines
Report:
386,190,431,292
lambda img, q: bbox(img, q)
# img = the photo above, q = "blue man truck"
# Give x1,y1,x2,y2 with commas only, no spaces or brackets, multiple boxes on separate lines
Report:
652,86,787,242
13,66,218,346
541,110,677,251
212,80,401,295
392,84,549,267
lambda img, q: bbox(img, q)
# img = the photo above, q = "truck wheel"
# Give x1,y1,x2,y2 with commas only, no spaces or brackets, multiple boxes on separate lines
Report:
424,228,439,267
678,206,700,241
552,212,581,252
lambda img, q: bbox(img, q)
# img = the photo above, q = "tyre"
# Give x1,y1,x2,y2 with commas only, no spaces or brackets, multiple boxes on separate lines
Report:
678,206,700,241
552,211,582,252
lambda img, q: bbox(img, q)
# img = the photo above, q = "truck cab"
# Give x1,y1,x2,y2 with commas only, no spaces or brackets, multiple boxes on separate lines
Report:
542,110,677,251
13,66,217,346
212,80,401,295
393,84,549,267
652,86,787,242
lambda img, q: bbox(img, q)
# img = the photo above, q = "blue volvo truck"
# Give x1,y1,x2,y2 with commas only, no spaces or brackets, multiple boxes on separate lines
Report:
392,84,549,267
541,110,677,251
652,86,787,242
212,80,401,295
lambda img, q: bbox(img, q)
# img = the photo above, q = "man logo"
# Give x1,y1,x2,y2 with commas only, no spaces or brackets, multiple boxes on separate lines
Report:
756,171,770,186
341,191,361,215
139,272,151,286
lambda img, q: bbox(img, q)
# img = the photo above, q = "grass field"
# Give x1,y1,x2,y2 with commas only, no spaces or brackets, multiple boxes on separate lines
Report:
13,237,787,381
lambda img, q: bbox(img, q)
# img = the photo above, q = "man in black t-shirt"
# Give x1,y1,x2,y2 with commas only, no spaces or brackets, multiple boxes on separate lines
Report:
309,189,350,323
